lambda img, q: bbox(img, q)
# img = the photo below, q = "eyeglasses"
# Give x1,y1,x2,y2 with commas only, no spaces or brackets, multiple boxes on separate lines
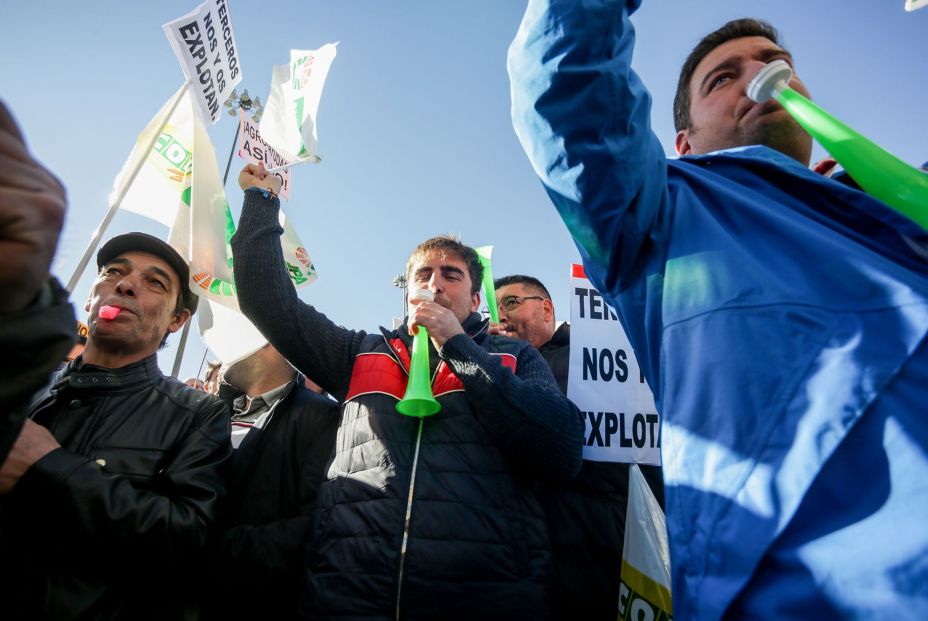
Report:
497,295,546,312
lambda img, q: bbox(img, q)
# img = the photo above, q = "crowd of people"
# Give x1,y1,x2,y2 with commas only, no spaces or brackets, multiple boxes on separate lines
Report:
1,2,926,619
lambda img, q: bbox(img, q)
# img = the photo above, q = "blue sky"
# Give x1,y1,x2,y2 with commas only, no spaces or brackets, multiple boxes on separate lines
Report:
2,1,926,380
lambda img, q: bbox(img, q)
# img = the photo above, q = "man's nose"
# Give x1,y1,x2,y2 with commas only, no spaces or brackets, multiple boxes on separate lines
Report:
427,273,443,292
114,275,137,298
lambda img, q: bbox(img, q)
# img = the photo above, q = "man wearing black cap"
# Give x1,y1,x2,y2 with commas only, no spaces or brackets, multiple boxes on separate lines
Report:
0,232,232,620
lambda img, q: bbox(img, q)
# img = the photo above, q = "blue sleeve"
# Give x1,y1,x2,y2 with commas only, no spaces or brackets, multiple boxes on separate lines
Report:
507,0,669,294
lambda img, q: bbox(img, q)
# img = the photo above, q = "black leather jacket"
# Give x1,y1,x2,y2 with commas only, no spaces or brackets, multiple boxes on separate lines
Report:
0,277,75,463
0,354,231,620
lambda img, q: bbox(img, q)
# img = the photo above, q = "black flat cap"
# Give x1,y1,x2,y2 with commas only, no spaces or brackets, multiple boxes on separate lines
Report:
96,232,198,313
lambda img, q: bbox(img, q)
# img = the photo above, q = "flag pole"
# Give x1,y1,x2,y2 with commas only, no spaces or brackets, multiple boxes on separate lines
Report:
264,155,317,174
65,84,190,294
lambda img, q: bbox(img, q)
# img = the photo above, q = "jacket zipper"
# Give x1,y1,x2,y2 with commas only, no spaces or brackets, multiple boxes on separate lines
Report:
394,417,424,620
382,331,441,620
382,326,468,619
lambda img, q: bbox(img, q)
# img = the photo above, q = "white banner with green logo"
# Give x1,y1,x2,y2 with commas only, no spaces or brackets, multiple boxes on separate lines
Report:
109,85,194,227
259,44,337,163
619,465,673,620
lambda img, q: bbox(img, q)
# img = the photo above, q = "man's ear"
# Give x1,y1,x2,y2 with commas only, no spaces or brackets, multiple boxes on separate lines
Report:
471,291,481,313
675,129,692,156
542,299,555,323
167,309,192,335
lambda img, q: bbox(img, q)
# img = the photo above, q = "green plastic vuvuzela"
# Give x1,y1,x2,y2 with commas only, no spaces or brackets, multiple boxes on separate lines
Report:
747,60,928,231
397,289,441,417
475,245,499,323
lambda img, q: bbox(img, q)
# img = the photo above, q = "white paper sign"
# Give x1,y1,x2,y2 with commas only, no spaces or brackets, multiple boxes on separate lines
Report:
163,0,243,124
567,264,661,465
238,110,292,201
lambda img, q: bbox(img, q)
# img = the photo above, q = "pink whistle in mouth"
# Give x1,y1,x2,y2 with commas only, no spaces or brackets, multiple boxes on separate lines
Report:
99,305,121,320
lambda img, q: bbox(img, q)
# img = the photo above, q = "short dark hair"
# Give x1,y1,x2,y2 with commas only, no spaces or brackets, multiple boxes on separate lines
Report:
673,18,783,132
494,274,552,300
406,235,483,295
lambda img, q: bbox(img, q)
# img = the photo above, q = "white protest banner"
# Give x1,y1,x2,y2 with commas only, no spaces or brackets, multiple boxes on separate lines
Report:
238,110,292,201
567,264,661,465
259,44,337,162
163,0,242,124
110,85,194,227
619,465,672,621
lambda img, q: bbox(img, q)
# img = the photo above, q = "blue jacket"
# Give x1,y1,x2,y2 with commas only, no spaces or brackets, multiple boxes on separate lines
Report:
509,1,928,619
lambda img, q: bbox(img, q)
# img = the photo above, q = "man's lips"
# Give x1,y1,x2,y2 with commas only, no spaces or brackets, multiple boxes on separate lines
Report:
739,98,782,121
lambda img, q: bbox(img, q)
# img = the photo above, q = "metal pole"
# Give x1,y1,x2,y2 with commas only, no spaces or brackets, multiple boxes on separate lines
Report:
222,122,241,186
66,84,189,293
195,346,210,383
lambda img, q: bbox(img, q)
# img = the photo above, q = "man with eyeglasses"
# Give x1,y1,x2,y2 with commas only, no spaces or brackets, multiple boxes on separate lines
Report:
495,273,663,620
495,275,567,392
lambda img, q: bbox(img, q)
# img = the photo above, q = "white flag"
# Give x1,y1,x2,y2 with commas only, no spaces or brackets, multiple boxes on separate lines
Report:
259,44,338,163
109,85,193,227
619,465,672,620
198,299,267,365
189,108,237,308
163,0,243,124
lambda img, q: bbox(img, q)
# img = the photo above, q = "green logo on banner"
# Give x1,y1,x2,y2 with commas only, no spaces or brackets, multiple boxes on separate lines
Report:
286,262,308,285
154,131,192,171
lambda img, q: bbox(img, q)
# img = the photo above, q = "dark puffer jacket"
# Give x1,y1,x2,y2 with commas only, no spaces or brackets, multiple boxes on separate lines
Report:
307,324,563,619
232,191,584,620
0,354,231,620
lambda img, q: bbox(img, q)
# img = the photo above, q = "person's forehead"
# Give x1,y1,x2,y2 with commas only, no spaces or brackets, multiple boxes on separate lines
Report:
691,36,786,84
496,282,531,297
411,250,468,272
109,250,181,286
